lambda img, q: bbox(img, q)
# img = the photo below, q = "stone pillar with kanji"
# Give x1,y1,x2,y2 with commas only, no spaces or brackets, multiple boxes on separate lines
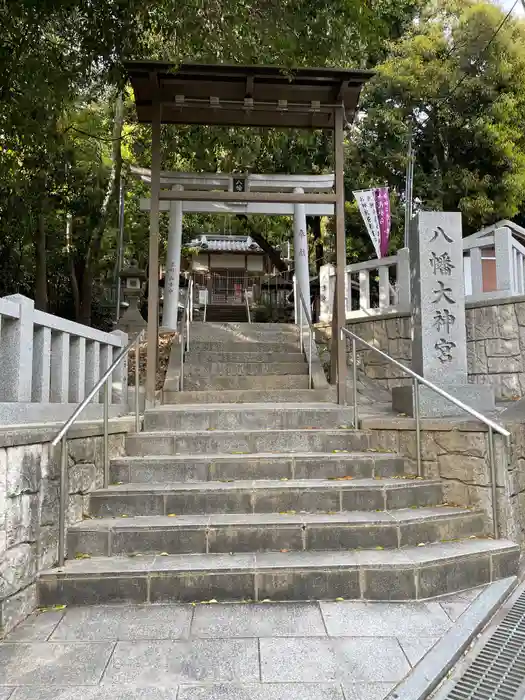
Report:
392,212,494,417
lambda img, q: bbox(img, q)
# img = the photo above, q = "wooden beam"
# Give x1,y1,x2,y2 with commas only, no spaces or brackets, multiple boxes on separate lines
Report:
334,107,347,405
146,101,161,407
158,190,336,204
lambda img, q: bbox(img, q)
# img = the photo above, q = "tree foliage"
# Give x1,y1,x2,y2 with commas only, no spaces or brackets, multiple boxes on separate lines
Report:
0,0,524,325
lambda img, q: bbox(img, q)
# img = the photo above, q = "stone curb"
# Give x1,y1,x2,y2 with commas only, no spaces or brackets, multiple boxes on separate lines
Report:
386,575,518,700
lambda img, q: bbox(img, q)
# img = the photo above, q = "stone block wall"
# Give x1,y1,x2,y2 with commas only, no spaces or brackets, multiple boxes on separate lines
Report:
467,297,525,400
346,314,413,391
0,419,133,636
364,416,525,545
317,294,525,401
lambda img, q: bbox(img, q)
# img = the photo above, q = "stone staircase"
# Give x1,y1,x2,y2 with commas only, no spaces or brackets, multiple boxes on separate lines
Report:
38,323,519,606
164,322,331,404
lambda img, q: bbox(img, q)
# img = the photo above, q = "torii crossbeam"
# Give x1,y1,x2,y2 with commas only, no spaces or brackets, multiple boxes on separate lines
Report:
133,167,336,330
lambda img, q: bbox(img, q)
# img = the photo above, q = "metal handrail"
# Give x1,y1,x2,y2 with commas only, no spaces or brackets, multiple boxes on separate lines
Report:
341,326,510,538
244,289,252,323
296,286,314,389
51,329,145,566
179,278,193,391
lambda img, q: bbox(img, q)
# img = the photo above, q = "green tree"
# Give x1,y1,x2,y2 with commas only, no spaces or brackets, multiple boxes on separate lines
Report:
345,0,525,263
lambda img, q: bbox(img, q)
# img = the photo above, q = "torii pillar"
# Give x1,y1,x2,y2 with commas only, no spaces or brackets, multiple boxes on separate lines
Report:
163,185,183,329
293,187,311,321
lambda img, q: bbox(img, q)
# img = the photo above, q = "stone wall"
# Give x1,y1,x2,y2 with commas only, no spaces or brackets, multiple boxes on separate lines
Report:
467,296,525,400
364,415,525,546
0,418,133,636
317,294,525,401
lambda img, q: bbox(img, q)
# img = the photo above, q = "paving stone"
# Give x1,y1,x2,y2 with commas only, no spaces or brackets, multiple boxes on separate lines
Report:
0,642,114,685
9,688,178,699
190,602,326,638
259,637,410,683
177,684,344,700
438,601,471,622
437,586,485,621
5,610,64,641
101,639,259,685
50,604,193,641
320,601,451,637
398,637,440,666
341,684,397,700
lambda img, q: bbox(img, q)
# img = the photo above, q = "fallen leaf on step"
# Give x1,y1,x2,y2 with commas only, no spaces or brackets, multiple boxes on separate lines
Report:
280,549,290,553
159,552,169,556
417,543,426,547
375,546,384,550
120,514,129,518
332,476,353,481
335,597,345,602
38,604,67,613
209,599,218,604
262,598,272,603
280,478,289,481
75,553,91,560
168,513,177,517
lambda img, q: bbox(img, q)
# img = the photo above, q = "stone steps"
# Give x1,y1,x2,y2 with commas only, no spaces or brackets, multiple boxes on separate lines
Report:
182,374,310,391
89,479,444,517
39,539,519,604
183,361,309,377
143,403,355,432
186,351,306,363
125,429,373,456
188,341,301,353
67,507,486,557
109,452,406,484
163,389,333,404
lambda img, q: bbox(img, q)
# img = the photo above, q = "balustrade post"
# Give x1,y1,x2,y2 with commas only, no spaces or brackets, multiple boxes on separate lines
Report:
50,331,70,403
69,337,86,403
1,294,34,401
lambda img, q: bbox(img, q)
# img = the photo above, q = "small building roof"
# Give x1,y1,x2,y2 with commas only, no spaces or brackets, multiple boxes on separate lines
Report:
188,234,263,253
124,61,374,129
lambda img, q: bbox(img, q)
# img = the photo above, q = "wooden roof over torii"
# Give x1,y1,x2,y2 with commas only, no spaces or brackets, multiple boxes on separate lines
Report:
124,60,374,406
124,61,374,130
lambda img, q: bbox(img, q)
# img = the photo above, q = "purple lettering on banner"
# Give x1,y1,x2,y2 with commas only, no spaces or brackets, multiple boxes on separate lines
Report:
374,187,391,258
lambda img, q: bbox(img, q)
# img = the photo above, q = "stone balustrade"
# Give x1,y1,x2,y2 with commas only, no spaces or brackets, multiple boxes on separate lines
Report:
319,221,525,325
0,294,128,425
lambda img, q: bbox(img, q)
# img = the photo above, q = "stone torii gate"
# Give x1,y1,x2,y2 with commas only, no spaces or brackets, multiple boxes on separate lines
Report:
133,166,335,329
124,62,373,406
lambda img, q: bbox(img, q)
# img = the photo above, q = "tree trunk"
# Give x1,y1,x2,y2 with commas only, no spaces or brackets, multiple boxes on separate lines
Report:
78,91,124,324
66,213,81,319
237,215,287,272
34,209,48,311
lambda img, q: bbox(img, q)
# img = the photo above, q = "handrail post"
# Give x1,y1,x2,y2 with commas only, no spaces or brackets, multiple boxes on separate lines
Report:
413,377,422,477
352,337,358,428
103,380,109,488
58,436,67,567
134,333,140,433
308,328,313,389
488,426,499,539
299,304,304,354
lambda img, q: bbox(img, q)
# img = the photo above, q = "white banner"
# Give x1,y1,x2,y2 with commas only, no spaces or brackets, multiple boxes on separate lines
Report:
354,189,381,259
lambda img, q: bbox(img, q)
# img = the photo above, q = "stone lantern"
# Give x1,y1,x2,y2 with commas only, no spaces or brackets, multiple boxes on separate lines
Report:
116,259,147,334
